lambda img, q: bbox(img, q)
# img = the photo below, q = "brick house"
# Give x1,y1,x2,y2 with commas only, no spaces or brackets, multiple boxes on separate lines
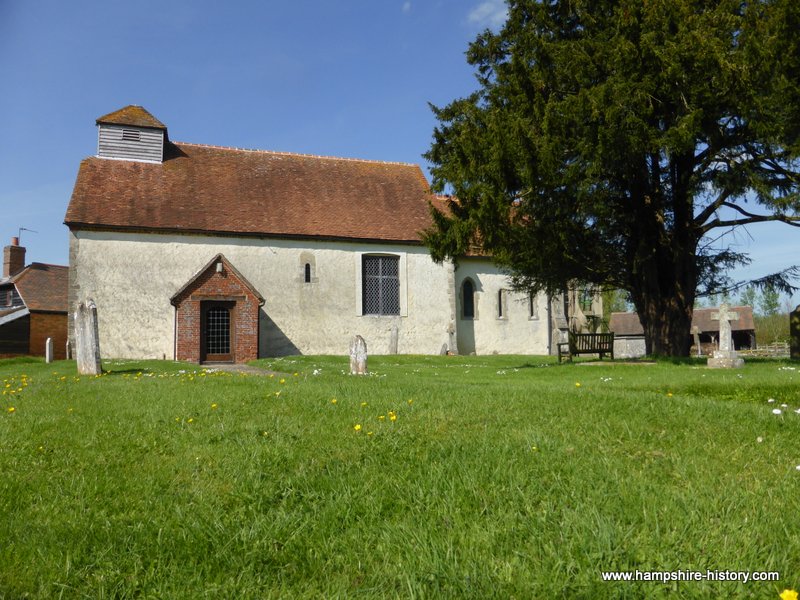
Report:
65,106,589,363
0,238,69,359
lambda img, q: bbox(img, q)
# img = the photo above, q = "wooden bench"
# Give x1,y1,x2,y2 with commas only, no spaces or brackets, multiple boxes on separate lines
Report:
557,332,615,363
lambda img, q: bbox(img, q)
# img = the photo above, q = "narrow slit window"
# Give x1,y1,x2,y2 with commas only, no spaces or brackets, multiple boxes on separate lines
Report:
498,289,506,319
304,263,311,283
529,292,538,319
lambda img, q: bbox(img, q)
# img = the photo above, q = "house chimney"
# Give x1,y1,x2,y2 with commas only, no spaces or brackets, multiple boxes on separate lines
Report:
3,237,26,278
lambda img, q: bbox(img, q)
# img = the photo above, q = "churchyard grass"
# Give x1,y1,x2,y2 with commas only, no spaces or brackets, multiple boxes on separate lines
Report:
1,355,799,599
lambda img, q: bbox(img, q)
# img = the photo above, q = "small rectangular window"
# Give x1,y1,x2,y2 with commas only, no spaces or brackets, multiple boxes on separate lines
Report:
497,289,506,319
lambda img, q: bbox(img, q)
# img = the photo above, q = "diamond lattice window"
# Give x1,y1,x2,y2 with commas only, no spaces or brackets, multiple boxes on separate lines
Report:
362,255,400,315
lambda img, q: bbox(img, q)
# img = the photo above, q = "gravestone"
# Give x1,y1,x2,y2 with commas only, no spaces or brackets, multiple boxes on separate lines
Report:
691,326,701,357
45,338,53,364
439,343,448,355
65,340,71,360
389,325,399,355
349,335,368,375
707,303,744,368
74,299,102,375
791,304,800,360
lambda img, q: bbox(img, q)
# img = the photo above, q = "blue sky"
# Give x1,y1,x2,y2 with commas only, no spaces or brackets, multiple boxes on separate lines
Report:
1,0,797,306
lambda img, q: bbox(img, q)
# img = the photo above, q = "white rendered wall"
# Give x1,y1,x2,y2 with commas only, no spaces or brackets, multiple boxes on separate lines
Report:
454,259,550,355
68,230,456,359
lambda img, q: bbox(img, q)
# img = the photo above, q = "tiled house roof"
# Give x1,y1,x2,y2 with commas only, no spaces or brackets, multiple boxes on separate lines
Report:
2,263,69,313
610,306,755,336
65,142,434,243
96,105,167,129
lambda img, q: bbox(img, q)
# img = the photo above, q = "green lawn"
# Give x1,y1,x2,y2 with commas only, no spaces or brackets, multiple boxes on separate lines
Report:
1,355,799,599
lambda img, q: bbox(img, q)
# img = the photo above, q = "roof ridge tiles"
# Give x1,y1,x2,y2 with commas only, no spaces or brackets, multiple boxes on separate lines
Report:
174,141,419,167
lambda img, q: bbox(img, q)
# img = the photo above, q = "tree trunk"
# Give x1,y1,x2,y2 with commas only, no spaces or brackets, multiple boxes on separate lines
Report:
629,248,697,357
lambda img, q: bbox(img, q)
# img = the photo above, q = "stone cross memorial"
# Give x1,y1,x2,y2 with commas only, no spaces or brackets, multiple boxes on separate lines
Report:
691,325,701,357
707,303,744,368
349,335,368,375
75,299,102,375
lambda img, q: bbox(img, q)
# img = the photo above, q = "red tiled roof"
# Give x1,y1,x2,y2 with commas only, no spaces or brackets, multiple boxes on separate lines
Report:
610,306,755,336
65,142,435,243
96,105,167,130
11,263,69,313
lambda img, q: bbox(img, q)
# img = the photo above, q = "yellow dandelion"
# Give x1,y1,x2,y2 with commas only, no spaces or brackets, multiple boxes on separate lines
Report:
293,372,299,377
367,431,374,436
331,398,338,404
780,590,798,600
7,407,15,413
275,391,281,397
407,399,413,405
575,382,581,388
269,374,275,379
175,417,180,422
667,392,673,397
389,411,397,422
378,415,386,421
211,403,218,410
279,378,286,384
187,418,194,424
354,424,362,432
361,402,368,407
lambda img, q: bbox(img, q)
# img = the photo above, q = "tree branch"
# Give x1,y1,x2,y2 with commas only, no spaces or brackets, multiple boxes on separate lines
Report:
694,189,732,228
701,201,800,233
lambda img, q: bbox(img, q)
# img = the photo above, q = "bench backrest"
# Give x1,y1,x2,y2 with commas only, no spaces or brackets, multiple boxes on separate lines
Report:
569,332,614,352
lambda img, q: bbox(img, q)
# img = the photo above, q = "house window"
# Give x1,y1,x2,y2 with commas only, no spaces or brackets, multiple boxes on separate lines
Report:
580,288,594,313
304,263,311,283
462,279,475,319
362,255,400,315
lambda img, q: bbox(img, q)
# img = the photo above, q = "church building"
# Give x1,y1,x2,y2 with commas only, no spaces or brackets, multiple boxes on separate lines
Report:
65,106,587,362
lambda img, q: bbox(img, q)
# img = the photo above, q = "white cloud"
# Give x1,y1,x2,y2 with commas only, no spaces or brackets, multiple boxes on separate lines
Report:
402,2,412,14
468,0,507,29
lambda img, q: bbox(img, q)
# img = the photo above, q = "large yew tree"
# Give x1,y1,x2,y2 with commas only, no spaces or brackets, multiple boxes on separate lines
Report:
425,0,800,356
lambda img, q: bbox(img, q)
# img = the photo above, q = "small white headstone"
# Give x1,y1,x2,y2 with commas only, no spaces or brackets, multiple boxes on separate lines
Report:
45,337,53,364
75,299,102,375
349,335,368,375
